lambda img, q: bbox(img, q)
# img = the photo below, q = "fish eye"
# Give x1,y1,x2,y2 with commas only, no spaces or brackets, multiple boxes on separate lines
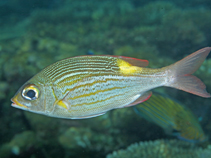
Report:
22,84,40,101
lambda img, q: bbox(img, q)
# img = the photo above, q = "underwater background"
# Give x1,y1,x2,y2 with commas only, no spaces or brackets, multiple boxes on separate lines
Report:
0,0,211,157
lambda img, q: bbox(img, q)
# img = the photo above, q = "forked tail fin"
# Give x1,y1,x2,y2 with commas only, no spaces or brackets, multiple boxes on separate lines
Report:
165,47,211,98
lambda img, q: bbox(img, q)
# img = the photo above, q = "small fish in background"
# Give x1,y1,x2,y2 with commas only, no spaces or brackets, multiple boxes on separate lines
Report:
11,47,211,119
86,50,95,55
134,93,207,143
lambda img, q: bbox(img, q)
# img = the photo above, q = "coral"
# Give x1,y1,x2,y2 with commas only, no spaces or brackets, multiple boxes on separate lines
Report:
58,127,116,150
107,139,211,158
0,131,36,158
58,127,120,157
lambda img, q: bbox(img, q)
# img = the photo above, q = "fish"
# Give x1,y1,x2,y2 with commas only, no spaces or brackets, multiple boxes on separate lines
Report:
11,47,211,119
86,50,95,55
133,93,207,143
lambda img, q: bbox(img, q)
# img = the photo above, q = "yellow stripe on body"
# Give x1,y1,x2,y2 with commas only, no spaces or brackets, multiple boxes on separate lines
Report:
51,72,138,111
50,65,115,82
149,96,175,117
62,92,126,116
145,99,172,119
57,75,140,112
72,89,134,108
70,92,127,107
61,77,122,95
44,56,119,80
70,86,126,100
53,69,118,85
140,102,175,128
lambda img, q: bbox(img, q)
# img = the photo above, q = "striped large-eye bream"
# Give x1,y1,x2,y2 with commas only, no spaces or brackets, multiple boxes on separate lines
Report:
11,47,211,119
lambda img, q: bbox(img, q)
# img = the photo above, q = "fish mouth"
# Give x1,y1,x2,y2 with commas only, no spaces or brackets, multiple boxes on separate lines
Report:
11,97,28,110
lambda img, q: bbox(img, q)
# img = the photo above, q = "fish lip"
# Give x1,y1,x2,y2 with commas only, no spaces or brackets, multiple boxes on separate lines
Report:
11,98,16,106
11,98,28,109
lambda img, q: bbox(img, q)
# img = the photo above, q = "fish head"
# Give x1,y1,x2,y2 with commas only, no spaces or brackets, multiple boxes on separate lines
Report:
11,80,47,114
175,118,207,143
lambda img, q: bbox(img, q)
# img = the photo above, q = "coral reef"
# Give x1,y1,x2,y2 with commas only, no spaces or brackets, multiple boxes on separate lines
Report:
107,139,211,158
0,131,36,158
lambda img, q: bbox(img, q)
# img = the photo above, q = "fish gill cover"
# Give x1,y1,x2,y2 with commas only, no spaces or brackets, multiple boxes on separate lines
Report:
0,0,211,158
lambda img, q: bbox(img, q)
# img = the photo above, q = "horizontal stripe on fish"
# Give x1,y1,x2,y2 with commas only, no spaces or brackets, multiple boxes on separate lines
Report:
62,78,125,96
141,103,170,121
68,92,127,116
55,68,167,85
71,91,124,107
69,94,138,113
70,92,140,113
44,57,115,72
52,64,120,80
48,62,117,79
55,69,163,89
149,98,181,120
60,76,140,96
148,97,174,117
70,83,130,103
54,71,153,88
53,68,119,84
54,75,122,95
43,57,118,78
64,88,136,106
71,87,126,100
140,102,175,127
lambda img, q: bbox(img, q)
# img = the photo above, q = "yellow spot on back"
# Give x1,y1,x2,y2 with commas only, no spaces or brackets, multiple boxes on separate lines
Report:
117,59,140,75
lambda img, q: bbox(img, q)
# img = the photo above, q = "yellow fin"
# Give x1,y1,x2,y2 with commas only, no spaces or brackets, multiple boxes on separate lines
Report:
118,56,149,67
117,59,140,74
56,100,68,109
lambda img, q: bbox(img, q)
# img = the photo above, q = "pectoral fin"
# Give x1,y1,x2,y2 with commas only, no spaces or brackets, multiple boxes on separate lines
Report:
55,100,69,110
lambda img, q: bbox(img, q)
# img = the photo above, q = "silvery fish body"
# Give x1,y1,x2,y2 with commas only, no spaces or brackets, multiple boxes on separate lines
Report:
11,47,211,119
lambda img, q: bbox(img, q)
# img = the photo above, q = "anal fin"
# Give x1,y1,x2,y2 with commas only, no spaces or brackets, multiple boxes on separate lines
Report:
124,91,152,108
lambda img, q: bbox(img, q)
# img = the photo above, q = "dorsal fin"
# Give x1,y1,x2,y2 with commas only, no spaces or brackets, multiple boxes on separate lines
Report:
118,56,149,67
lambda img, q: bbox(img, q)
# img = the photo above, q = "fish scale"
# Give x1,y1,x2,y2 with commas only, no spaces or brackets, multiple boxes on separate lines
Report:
44,56,119,80
58,76,140,110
